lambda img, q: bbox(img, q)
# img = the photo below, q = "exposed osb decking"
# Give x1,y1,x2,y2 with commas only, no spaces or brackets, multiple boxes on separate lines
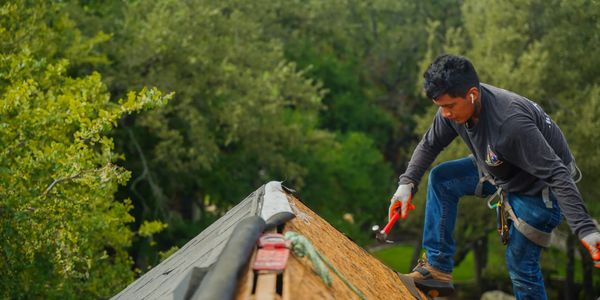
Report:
236,194,424,300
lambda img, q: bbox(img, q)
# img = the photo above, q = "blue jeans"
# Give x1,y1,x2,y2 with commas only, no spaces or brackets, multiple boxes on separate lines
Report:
423,157,562,300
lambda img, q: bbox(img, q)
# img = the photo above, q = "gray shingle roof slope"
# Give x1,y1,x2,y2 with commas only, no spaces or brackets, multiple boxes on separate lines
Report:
111,185,265,300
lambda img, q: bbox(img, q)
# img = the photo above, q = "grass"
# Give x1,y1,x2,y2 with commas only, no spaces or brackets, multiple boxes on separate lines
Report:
372,245,414,274
372,245,478,281
372,232,594,284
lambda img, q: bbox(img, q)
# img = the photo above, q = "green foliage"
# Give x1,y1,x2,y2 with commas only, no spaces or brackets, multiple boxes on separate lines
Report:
158,246,179,263
287,43,396,148
138,220,168,238
80,0,324,268
108,0,324,201
54,0,467,271
250,0,463,151
0,1,172,298
138,220,169,247
0,50,171,298
298,132,394,245
557,86,600,216
0,0,110,67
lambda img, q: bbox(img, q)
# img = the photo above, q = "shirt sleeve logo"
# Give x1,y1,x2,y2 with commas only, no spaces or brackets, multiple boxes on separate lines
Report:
485,145,503,166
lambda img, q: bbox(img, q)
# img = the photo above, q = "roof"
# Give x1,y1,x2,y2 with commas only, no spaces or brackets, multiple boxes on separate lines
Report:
112,181,424,300
251,195,421,299
111,185,264,300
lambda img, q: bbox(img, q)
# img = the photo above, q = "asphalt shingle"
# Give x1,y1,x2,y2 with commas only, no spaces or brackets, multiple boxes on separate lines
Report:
111,185,265,300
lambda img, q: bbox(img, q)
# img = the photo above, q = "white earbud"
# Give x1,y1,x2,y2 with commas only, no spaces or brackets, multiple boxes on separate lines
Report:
470,94,475,104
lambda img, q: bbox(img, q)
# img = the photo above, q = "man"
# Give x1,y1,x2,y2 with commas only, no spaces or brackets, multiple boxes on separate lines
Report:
389,54,600,299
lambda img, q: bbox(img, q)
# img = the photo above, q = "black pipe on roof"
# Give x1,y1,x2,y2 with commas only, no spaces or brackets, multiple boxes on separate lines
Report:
190,215,265,300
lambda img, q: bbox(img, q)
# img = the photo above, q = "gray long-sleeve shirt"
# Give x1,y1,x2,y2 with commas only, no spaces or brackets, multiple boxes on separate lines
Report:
399,83,596,239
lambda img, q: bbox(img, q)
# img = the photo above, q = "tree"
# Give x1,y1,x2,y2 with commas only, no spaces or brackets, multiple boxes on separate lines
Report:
232,0,463,165
82,0,329,268
0,1,171,298
67,1,403,268
297,132,394,245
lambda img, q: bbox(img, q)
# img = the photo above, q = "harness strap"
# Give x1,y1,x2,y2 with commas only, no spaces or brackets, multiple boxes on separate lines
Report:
504,200,552,248
469,154,495,197
542,187,552,208
471,155,581,247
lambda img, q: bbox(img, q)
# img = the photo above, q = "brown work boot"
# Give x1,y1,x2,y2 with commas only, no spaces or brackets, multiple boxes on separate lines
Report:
405,255,454,297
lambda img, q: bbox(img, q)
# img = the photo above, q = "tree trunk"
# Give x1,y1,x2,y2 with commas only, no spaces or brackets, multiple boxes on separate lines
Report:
565,233,576,300
473,235,488,293
453,245,470,267
578,243,594,300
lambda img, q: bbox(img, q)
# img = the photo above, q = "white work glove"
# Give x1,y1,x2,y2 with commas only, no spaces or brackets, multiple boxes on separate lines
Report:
581,231,600,268
388,183,414,220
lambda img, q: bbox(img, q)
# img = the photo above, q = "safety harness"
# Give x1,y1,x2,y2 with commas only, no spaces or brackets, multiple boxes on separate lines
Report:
469,154,582,247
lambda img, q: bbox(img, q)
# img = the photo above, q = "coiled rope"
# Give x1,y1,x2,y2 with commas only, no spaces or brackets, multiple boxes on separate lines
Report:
284,231,366,300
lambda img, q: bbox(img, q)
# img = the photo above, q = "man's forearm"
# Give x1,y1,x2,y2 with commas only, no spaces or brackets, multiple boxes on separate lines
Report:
398,139,441,190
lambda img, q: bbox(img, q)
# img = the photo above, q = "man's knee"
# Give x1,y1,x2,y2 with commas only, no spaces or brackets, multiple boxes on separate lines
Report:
428,163,452,185
427,158,479,197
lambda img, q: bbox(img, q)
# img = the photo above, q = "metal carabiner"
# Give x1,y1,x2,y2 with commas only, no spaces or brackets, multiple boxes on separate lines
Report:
493,191,509,245
486,189,502,209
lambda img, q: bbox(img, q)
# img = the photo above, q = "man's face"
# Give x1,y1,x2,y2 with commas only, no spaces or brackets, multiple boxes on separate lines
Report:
432,93,474,124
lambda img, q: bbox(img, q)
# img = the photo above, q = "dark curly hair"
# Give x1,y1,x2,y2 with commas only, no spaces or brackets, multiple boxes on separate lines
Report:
423,54,480,100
